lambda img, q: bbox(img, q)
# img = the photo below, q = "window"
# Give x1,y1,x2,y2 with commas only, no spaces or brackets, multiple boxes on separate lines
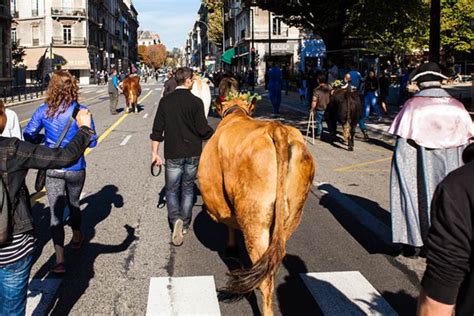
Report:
11,29,17,43
32,25,39,45
31,0,38,16
63,25,72,44
272,18,281,35
62,0,73,8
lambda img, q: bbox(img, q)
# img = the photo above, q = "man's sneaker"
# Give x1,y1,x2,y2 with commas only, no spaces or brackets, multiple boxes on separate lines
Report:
171,219,184,246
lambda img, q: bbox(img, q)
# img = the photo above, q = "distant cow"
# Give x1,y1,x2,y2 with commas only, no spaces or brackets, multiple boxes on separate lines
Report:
191,76,212,118
327,87,363,151
122,75,141,113
198,97,315,316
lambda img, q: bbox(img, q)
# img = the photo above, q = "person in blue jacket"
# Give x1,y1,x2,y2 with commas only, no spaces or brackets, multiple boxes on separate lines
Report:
267,63,283,114
24,70,97,274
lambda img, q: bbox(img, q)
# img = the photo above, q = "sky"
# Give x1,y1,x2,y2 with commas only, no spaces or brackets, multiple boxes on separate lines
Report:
133,0,201,50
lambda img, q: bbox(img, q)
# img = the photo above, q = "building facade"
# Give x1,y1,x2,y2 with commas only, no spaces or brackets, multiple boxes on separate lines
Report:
138,30,160,46
0,0,12,89
11,0,138,84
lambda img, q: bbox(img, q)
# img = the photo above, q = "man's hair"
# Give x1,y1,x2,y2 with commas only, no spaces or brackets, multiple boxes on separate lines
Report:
175,68,193,86
317,73,327,84
0,100,6,134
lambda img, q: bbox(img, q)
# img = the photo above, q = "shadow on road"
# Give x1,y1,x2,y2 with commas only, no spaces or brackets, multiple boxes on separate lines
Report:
29,185,136,315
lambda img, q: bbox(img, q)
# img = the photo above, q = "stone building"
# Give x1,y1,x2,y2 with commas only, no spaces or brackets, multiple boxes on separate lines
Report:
0,0,12,89
223,0,300,83
11,0,138,84
138,30,160,47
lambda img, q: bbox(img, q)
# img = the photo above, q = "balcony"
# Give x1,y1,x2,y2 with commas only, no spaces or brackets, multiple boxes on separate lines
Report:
31,9,38,17
52,37,87,47
32,39,40,46
11,11,19,18
51,7,86,19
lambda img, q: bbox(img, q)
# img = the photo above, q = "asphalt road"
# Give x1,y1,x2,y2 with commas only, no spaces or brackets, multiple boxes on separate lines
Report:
9,83,425,315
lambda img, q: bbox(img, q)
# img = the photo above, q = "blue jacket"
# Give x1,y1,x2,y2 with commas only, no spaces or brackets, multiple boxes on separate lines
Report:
23,101,97,171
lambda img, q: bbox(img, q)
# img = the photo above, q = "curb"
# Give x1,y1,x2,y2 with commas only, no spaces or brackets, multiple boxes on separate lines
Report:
4,97,43,108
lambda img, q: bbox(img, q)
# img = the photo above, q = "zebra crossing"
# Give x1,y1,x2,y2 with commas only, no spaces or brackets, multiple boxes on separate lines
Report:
145,271,398,316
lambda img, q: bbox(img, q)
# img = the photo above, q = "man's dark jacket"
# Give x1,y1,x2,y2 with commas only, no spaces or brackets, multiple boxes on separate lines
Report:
422,142,474,315
150,89,213,159
0,127,94,235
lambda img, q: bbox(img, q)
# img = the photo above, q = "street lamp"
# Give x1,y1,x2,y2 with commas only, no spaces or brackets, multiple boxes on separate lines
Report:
195,20,211,62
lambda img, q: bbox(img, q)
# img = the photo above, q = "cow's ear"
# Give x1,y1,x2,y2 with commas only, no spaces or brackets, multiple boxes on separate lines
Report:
248,97,257,115
215,101,224,117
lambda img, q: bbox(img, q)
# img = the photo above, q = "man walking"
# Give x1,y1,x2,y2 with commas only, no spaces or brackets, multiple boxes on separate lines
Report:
162,71,177,97
108,69,121,115
267,63,283,114
150,67,214,247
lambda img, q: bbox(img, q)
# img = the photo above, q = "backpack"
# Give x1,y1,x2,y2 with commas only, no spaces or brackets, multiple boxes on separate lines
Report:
0,174,11,244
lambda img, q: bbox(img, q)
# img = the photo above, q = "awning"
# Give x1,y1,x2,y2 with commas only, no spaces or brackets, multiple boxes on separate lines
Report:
23,47,48,70
52,48,91,70
221,48,235,64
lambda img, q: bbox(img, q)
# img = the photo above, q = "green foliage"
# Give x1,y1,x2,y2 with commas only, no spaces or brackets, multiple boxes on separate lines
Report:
11,41,25,68
439,0,474,53
202,0,223,47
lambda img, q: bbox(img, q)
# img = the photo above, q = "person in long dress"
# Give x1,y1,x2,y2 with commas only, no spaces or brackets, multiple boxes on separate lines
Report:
389,62,474,256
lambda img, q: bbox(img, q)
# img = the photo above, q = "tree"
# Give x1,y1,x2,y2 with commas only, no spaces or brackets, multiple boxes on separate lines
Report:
202,0,223,47
439,0,474,54
137,45,150,65
147,44,167,69
11,41,26,67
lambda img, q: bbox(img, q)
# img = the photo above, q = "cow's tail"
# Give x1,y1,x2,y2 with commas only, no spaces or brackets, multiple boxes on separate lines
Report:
223,124,289,295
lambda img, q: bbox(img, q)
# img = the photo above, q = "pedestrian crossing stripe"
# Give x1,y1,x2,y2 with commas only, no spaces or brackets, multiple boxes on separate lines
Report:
143,88,151,91
301,271,397,316
145,272,397,316
146,276,221,316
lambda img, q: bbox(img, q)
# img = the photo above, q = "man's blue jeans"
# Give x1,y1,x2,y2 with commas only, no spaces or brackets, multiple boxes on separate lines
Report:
364,91,381,118
0,254,33,316
315,110,325,136
165,157,199,229
269,86,282,113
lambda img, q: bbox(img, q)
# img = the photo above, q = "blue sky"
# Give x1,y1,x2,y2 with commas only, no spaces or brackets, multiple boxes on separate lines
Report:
134,0,201,50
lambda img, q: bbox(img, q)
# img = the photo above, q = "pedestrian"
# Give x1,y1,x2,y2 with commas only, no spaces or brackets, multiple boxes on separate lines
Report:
343,73,370,141
388,62,474,256
362,69,382,121
23,70,98,274
267,63,283,114
327,59,339,85
150,67,214,247
100,70,105,85
348,65,362,92
104,71,109,85
282,65,290,95
108,68,121,115
247,69,255,92
162,71,177,97
0,109,95,315
96,70,101,85
378,68,390,114
310,74,331,139
418,143,474,316
0,100,23,140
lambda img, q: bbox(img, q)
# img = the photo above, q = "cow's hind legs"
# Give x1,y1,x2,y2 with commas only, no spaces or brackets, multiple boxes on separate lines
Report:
223,227,239,259
260,275,275,316
348,124,356,151
134,103,138,113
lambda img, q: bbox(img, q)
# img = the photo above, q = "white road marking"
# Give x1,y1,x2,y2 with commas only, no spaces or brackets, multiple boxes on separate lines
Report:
146,276,221,316
120,135,132,146
95,89,104,94
27,278,62,316
154,88,161,91
300,271,397,315
143,113,149,119
143,88,151,91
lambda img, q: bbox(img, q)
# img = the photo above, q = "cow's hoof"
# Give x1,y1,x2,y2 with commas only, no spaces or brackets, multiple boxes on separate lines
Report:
348,147,354,152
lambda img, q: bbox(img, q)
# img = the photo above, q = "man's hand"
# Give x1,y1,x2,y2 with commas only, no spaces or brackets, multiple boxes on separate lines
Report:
152,152,163,166
76,109,92,128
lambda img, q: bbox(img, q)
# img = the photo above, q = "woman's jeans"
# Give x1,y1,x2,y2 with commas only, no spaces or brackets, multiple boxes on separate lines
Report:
165,157,200,229
364,91,381,118
0,254,33,316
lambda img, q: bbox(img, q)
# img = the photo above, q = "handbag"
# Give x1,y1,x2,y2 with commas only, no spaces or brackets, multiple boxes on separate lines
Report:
34,105,79,192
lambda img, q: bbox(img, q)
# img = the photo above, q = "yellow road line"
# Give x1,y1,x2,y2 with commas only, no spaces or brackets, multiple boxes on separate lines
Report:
30,89,154,204
334,157,392,172
85,89,153,155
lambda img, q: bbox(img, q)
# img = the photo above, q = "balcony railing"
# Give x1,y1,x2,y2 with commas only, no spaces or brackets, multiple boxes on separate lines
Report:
31,9,38,16
32,39,40,46
11,11,19,18
51,7,86,18
52,37,87,46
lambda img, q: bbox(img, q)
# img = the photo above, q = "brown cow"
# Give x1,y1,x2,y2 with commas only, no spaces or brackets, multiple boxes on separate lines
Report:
197,97,315,316
121,75,141,113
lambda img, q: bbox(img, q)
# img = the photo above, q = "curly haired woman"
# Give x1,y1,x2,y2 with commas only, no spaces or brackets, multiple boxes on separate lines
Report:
24,70,97,274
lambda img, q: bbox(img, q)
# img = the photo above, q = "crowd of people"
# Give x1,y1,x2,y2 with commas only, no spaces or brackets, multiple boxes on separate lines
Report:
0,60,472,315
